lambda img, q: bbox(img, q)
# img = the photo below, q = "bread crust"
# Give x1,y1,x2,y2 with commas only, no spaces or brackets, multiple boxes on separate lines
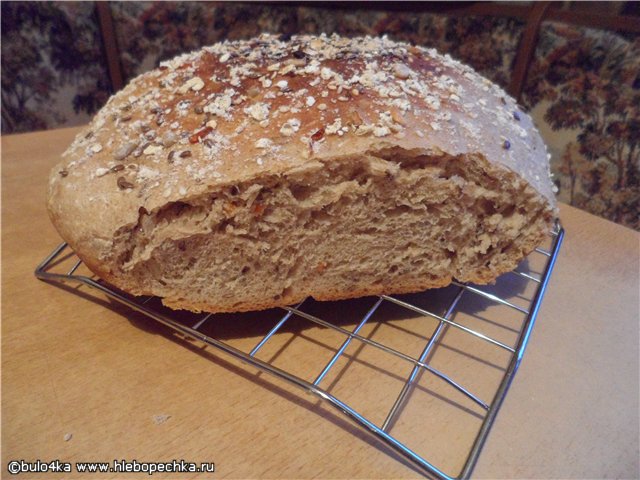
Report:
47,34,557,313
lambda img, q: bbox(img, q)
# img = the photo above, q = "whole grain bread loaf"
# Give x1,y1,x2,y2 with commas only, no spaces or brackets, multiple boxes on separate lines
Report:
47,34,557,313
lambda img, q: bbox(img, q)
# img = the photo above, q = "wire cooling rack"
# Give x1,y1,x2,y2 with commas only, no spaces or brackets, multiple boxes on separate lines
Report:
36,222,563,479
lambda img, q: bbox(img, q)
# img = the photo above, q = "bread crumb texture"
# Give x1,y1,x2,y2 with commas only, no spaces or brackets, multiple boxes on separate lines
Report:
48,33,557,313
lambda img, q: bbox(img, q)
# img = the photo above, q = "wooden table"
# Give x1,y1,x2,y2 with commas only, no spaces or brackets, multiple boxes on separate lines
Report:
2,127,639,479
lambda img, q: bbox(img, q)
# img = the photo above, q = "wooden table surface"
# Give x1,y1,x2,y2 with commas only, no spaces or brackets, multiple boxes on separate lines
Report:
2,127,639,479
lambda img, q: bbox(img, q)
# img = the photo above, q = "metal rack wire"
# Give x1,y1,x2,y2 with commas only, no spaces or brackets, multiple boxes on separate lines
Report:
35,222,564,479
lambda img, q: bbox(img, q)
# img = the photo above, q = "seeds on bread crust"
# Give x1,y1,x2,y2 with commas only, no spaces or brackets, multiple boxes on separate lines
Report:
117,176,134,190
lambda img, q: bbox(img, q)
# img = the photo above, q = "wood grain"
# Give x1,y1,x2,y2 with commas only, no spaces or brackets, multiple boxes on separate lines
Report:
2,127,639,479
509,2,550,101
95,2,125,91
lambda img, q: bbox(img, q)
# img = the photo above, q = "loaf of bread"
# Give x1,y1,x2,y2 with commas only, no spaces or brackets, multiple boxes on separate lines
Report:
47,34,557,313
